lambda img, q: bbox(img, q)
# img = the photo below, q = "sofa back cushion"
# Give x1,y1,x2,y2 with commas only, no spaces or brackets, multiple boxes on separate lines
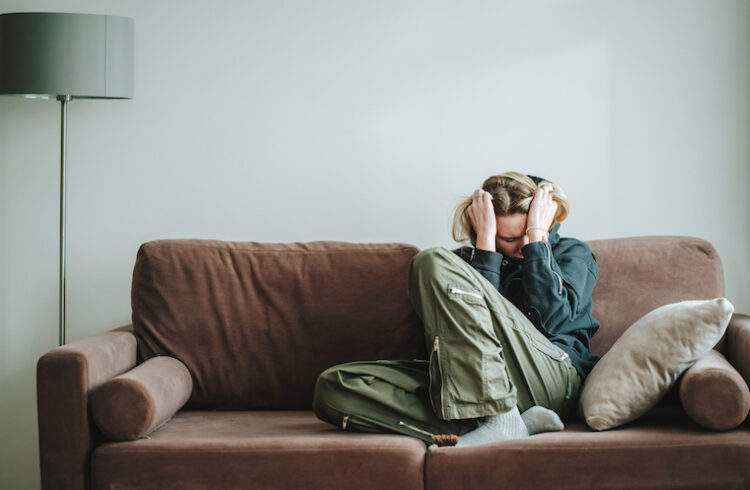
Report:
131,240,424,410
587,236,725,357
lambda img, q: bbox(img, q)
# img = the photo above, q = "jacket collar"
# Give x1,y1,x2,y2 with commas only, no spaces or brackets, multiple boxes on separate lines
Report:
548,223,561,246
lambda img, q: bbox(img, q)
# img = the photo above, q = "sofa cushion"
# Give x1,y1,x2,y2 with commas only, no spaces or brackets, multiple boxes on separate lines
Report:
91,410,426,490
680,349,750,431
425,415,750,490
587,236,726,356
91,356,192,441
131,240,423,409
579,298,733,431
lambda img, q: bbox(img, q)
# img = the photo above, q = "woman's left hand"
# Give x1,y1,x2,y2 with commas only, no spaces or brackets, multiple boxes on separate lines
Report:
526,185,557,241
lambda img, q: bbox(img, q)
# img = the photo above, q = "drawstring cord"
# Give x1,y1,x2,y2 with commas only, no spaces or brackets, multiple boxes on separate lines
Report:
399,421,435,438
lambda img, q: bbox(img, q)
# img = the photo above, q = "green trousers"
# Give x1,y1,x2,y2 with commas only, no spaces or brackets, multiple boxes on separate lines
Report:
312,247,580,444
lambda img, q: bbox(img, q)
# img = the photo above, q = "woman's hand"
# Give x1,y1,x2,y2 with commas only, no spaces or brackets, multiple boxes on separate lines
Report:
466,189,497,251
526,185,557,242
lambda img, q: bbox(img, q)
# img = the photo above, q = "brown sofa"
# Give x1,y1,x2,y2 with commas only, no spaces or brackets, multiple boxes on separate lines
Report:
37,236,750,490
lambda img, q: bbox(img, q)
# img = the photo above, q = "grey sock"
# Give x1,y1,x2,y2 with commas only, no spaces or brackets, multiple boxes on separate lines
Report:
454,406,529,447
521,406,564,435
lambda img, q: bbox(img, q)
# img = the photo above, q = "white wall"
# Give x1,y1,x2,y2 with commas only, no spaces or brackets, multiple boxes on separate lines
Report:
1,1,748,487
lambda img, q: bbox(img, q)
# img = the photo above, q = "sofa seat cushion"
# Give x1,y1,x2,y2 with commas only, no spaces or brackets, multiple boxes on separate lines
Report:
426,415,750,490
91,410,425,490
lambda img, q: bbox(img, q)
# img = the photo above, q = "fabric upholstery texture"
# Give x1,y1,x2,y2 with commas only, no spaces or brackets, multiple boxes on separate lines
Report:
579,298,734,431
91,411,425,490
37,327,137,490
587,236,725,356
91,356,193,441
131,240,423,410
425,413,750,490
680,349,750,431
727,313,750,386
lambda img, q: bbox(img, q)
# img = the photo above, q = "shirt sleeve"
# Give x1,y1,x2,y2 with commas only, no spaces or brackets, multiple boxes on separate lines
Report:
520,240,598,336
455,247,503,290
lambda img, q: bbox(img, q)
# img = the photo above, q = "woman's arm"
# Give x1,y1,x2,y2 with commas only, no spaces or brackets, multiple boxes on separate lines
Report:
521,239,598,336
456,247,503,290
521,185,597,336
462,189,504,289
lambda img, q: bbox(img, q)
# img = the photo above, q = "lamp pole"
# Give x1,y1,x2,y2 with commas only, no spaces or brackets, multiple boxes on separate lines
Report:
57,95,71,345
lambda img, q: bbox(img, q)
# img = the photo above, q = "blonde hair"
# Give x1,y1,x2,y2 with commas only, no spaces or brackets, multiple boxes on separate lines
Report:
452,172,570,245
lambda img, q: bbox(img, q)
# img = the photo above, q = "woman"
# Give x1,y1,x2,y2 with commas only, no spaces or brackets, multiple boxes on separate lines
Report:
313,172,599,447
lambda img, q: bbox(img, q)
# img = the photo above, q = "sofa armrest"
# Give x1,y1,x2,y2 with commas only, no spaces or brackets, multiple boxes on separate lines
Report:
37,326,137,490
726,313,750,388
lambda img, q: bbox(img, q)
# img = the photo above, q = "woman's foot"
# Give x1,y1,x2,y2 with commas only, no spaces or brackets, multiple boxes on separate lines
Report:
429,405,564,449
454,406,528,447
521,406,564,435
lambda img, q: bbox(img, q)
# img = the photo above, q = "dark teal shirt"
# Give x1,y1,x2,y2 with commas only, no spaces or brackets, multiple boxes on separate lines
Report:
454,223,600,377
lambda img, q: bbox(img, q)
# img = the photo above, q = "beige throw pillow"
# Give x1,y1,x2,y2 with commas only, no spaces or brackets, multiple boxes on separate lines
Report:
580,298,734,431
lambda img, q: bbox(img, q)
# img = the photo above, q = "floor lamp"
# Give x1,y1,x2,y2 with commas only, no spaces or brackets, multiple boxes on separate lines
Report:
0,13,134,345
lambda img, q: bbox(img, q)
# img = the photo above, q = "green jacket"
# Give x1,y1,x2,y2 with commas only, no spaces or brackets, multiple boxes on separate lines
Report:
454,223,600,377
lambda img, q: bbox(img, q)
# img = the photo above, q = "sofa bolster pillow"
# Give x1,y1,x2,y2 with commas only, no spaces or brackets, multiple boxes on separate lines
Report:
727,313,750,387
91,356,192,441
679,350,750,431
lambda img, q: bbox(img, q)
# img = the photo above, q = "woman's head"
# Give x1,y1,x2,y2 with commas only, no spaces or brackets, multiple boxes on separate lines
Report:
452,172,570,248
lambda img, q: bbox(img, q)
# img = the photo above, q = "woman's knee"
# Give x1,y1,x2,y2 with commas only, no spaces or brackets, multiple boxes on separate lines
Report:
408,248,449,287
313,364,347,393
312,365,345,419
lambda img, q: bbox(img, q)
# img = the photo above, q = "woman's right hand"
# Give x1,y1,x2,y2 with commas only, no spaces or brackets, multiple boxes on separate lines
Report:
466,190,496,251
526,184,557,242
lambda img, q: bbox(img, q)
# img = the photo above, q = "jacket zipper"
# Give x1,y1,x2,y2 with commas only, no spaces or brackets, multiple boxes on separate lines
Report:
544,242,564,295
433,336,446,420
450,286,482,300
559,352,573,399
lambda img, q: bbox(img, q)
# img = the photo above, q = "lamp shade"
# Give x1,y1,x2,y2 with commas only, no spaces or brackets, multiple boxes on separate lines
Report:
0,12,133,99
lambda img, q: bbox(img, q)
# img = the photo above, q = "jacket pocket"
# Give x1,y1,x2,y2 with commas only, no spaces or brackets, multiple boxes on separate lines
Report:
447,284,486,306
533,338,567,360
482,347,511,399
429,336,447,420
341,412,389,434
530,339,575,400
445,283,490,336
